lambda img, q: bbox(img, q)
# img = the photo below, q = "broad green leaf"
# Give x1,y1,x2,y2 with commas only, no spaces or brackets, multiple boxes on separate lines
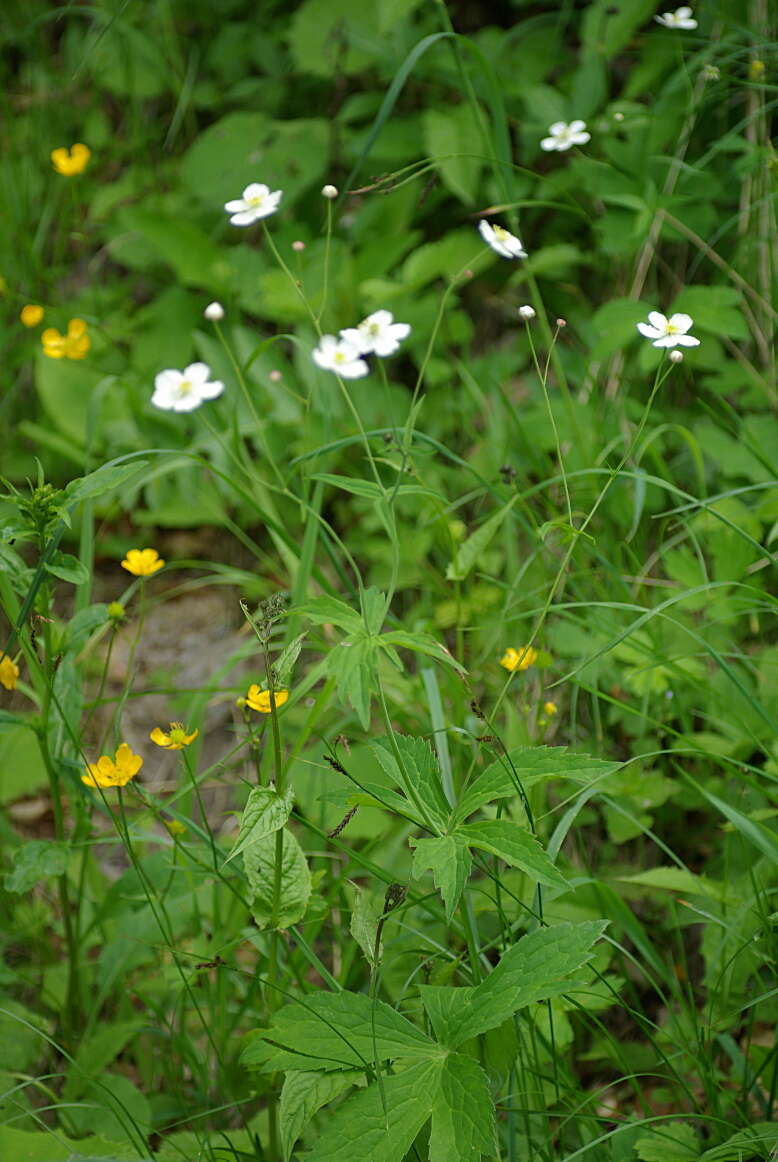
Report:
423,104,482,205
411,834,472,921
226,784,294,865
672,285,747,340
380,629,466,674
446,499,516,581
305,1059,442,1162
274,632,307,687
457,820,569,890
0,1126,145,1161
0,999,49,1070
67,1069,152,1141
244,827,311,931
280,1069,361,1161
421,921,607,1048
241,990,437,1072
372,734,451,831
63,1020,146,1100
360,586,386,635
63,604,109,653
694,784,778,866
590,296,654,361
296,594,364,634
118,207,228,291
616,867,728,901
635,1121,699,1162
5,841,69,893
429,1052,495,1162
581,0,657,57
44,551,90,585
453,746,620,824
333,635,374,729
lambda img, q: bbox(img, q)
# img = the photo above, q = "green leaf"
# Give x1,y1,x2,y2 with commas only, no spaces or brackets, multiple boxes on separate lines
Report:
275,632,307,687
244,827,311,931
446,499,516,581
372,734,451,831
62,1020,146,1101
590,296,654,361
423,104,482,204
380,629,466,674
5,841,69,893
304,1059,442,1162
360,586,386,635
0,1126,146,1161
421,921,607,1048
429,1053,496,1162
457,820,569,890
411,834,472,921
226,783,294,865
67,1070,151,1141
671,285,748,340
0,722,49,805
118,207,229,291
63,604,109,653
349,883,383,967
333,635,374,729
44,551,90,585
296,594,364,634
64,461,149,504
280,1070,361,1161
635,1121,699,1162
241,990,436,1072
693,783,778,866
453,746,620,824
700,1123,778,1162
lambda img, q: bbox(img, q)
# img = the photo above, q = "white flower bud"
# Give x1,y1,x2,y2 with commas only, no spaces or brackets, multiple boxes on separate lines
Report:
518,305,536,320
669,350,684,363
292,240,306,252
613,111,625,122
321,184,338,199
204,302,224,321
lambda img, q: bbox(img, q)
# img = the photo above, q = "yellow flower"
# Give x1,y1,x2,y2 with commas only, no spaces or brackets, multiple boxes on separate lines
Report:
164,818,187,836
749,59,766,81
245,685,289,713
107,601,125,621
0,654,20,691
121,548,165,576
21,304,44,327
82,742,143,788
150,722,199,750
543,701,558,716
41,317,90,360
51,143,91,176
500,645,538,673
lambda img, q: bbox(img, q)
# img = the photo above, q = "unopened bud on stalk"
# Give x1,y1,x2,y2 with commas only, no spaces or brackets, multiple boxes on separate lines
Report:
321,184,338,199
555,317,567,328
292,240,306,252
669,350,684,363
518,305,536,320
204,301,224,321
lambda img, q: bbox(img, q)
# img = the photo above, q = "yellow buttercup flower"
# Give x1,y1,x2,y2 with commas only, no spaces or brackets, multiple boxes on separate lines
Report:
543,701,558,716
0,654,20,691
500,645,538,673
21,304,44,327
121,548,165,576
245,685,289,713
51,143,91,176
150,722,199,750
41,317,90,360
82,743,143,788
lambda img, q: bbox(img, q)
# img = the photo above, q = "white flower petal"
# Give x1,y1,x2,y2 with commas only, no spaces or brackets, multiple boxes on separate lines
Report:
243,183,269,201
675,334,700,347
569,120,587,133
197,379,225,399
653,335,678,348
637,322,663,339
171,392,205,412
548,122,567,135
229,210,259,226
184,362,211,384
154,369,183,393
337,358,369,379
667,312,693,333
224,199,246,212
647,311,669,330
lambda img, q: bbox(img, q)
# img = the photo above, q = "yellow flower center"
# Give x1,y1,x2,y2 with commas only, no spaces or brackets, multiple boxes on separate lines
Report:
169,725,187,745
665,322,679,334
248,193,266,208
178,379,193,394
493,226,508,240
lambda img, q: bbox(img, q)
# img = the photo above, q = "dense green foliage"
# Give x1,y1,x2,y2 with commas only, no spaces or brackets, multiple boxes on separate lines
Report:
1,0,777,1159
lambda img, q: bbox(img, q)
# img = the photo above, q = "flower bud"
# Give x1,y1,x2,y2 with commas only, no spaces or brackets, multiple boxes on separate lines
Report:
321,184,338,199
292,240,305,252
204,302,224,321
269,370,282,382
518,305,536,320
669,350,684,363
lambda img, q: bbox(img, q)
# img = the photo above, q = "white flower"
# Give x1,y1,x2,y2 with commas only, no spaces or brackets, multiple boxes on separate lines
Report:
340,310,411,357
152,363,225,412
669,350,684,363
312,335,369,379
518,305,536,320
478,220,527,260
321,184,338,199
540,120,591,152
636,311,700,349
204,301,224,321
655,6,697,29
224,183,282,226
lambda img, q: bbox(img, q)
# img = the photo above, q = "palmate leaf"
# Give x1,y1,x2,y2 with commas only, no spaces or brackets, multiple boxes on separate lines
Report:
241,990,437,1073
372,734,451,832
420,921,607,1049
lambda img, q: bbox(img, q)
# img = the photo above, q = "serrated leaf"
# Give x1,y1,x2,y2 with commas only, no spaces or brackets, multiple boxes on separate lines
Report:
700,1123,778,1162
457,820,568,889
360,586,386,635
5,841,69,893
226,783,294,865
296,594,364,634
305,1059,442,1162
635,1121,699,1162
275,632,306,687
421,921,607,1048
280,1069,361,1161
242,990,436,1073
454,746,620,824
372,734,451,831
446,499,515,581
429,1052,495,1162
380,629,466,674
349,883,382,967
244,827,311,931
332,635,374,729
411,834,472,921
44,552,90,585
